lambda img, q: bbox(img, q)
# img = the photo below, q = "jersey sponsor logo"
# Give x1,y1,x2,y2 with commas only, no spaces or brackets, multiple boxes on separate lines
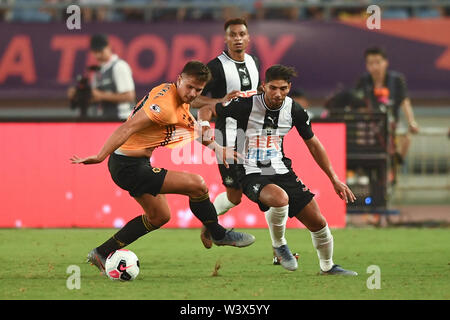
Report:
247,135,281,150
246,135,282,162
237,90,257,98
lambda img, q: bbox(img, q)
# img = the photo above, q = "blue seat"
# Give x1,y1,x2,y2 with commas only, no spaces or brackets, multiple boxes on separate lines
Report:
382,8,409,19
11,0,52,22
415,8,441,18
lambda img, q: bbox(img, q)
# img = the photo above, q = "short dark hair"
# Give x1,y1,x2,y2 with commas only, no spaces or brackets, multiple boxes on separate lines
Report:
90,34,109,51
364,46,387,59
224,18,248,32
265,65,297,83
181,61,212,83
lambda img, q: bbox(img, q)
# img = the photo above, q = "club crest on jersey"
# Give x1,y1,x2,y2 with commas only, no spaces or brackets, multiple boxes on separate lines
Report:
224,176,234,186
150,104,161,113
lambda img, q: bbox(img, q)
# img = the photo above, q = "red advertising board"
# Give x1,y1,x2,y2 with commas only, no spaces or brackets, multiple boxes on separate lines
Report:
0,122,346,228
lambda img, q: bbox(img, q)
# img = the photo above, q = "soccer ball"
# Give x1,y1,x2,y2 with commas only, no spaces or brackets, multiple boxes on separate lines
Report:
105,249,140,281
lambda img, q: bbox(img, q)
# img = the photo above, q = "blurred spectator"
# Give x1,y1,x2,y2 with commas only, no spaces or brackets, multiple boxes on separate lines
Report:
255,0,301,20
170,0,217,22
332,0,366,21
355,47,419,179
221,0,255,21
414,2,443,18
78,0,113,22
41,0,65,21
2,0,450,22
68,34,136,120
119,0,146,21
444,5,450,16
0,0,13,21
304,0,325,20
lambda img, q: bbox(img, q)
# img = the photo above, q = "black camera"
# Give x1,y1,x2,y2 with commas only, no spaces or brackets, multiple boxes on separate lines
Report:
70,65,100,117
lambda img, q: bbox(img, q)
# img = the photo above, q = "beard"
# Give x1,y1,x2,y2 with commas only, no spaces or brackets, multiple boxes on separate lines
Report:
266,96,284,109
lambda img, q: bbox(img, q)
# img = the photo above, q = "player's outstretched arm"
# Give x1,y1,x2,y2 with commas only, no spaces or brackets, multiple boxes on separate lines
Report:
304,136,356,203
197,104,215,122
70,108,151,165
191,90,241,109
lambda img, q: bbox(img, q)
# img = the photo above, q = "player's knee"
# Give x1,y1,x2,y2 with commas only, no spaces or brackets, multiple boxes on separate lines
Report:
313,215,327,231
227,189,242,205
271,190,289,207
157,214,171,227
231,197,241,206
189,174,208,198
145,209,170,228
260,185,289,207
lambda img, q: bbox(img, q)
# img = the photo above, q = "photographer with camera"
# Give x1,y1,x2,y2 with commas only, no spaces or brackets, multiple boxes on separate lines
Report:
68,34,136,121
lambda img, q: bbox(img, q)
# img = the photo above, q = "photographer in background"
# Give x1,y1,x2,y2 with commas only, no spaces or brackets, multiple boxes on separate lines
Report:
68,34,135,121
355,46,419,184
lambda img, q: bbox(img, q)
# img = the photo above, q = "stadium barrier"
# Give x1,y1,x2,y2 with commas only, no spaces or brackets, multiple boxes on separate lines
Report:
0,122,346,228
395,127,450,202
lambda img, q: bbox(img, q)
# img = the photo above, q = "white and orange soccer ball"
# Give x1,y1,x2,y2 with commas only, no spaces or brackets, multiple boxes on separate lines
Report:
105,249,140,281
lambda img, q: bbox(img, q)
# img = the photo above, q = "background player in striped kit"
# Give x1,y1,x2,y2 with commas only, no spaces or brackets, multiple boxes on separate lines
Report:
191,18,261,249
213,65,358,274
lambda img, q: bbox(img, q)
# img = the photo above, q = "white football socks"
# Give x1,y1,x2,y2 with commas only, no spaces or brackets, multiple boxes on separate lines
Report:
310,224,334,272
213,192,236,216
264,205,289,248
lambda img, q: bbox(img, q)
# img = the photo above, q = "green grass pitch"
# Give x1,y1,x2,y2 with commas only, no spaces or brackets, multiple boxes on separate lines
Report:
0,228,448,300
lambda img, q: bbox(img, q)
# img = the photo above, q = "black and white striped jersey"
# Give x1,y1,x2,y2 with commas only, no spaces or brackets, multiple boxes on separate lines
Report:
202,51,260,99
202,51,260,149
215,93,314,175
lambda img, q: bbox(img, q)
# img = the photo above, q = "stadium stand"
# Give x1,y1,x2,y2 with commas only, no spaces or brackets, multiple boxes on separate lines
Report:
0,0,449,22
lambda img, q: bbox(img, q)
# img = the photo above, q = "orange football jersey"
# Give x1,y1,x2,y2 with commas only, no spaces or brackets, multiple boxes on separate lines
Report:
120,83,198,150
